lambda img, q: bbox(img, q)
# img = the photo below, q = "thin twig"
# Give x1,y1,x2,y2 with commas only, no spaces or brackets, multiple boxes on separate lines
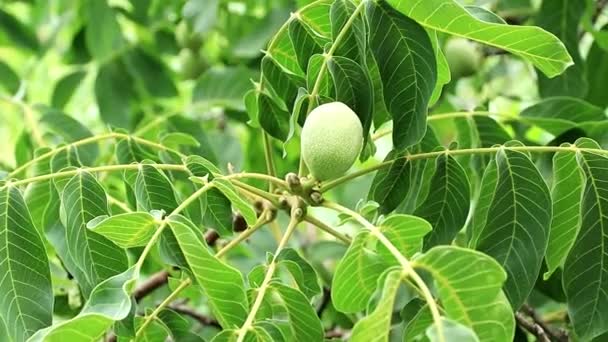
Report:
516,312,550,342
521,304,568,342
167,303,222,329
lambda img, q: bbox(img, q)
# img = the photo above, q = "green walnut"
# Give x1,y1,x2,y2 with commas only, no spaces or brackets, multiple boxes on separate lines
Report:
444,38,483,79
301,102,363,181
175,21,204,51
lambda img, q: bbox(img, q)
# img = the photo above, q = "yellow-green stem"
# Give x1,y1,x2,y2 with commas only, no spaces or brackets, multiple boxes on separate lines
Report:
235,216,300,342
303,215,352,244
320,145,608,192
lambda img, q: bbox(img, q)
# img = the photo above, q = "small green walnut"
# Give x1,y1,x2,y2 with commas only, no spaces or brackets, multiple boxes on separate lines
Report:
444,38,483,79
301,102,363,181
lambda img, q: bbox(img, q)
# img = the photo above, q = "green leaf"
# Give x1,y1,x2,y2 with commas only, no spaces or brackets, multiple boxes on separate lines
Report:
378,214,432,261
28,268,136,342
414,154,470,248
328,56,373,140
157,309,205,342
270,283,324,342
369,151,411,214
87,212,160,248
135,163,178,212
367,0,436,150
276,248,322,299
258,93,290,141
60,171,129,296
0,60,20,94
169,214,249,327
403,304,433,342
183,0,219,34
426,318,479,342
332,231,389,312
473,116,511,147
85,0,125,61
330,0,366,62
306,54,334,98
428,30,451,106
413,246,514,341
521,97,605,136
0,185,53,341
386,0,573,77
212,178,257,227
262,55,305,111
468,160,497,248
535,0,587,97
350,269,402,342
288,19,323,72
585,29,608,107
39,110,98,165
0,9,39,52
95,59,135,128
51,71,87,109
562,138,608,341
123,48,178,98
473,147,552,309
544,145,585,279
193,66,258,112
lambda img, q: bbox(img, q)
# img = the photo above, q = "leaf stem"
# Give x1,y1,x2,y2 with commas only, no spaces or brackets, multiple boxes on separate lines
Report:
216,212,272,258
303,215,352,244
2,163,188,189
372,111,521,141
320,145,608,192
262,133,278,191
230,179,281,205
235,215,300,342
225,172,287,189
8,132,185,178
323,201,445,342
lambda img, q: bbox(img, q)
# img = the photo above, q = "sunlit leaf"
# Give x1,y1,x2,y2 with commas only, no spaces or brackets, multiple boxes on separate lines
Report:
87,212,160,248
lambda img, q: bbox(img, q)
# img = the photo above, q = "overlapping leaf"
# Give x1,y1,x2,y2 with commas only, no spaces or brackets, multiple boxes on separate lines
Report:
544,145,585,279
169,214,249,328
367,0,436,150
563,139,608,341
413,247,513,341
0,186,53,341
87,211,161,248
60,171,129,296
387,0,573,77
473,147,552,309
377,214,431,262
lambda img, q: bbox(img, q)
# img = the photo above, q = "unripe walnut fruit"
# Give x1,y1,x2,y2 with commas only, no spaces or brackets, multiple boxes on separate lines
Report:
301,102,363,181
444,38,482,79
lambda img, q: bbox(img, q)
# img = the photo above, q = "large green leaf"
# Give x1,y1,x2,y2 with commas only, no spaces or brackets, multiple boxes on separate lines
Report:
367,0,436,150
350,269,402,342
563,139,608,341
585,29,608,107
169,214,249,328
276,248,322,299
473,147,552,309
60,171,129,296
288,19,323,72
87,212,161,249
258,93,290,141
193,67,258,112
51,70,87,109
521,97,605,137
330,0,366,62
328,56,373,140
369,150,411,214
386,0,573,77
28,268,136,342
544,145,585,279
378,214,431,261
261,56,304,112
213,178,257,227
414,154,470,248
413,247,514,341
95,59,135,128
39,110,98,165
0,186,53,341
135,163,178,213
123,48,177,99
535,0,587,97
332,231,389,312
85,0,125,61
270,283,324,341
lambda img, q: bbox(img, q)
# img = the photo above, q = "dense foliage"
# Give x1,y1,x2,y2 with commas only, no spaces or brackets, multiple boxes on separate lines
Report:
0,0,607,341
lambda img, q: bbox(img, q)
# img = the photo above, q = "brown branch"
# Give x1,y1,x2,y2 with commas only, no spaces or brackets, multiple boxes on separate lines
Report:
167,303,222,329
521,304,568,342
316,287,331,317
134,270,169,302
516,312,551,342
